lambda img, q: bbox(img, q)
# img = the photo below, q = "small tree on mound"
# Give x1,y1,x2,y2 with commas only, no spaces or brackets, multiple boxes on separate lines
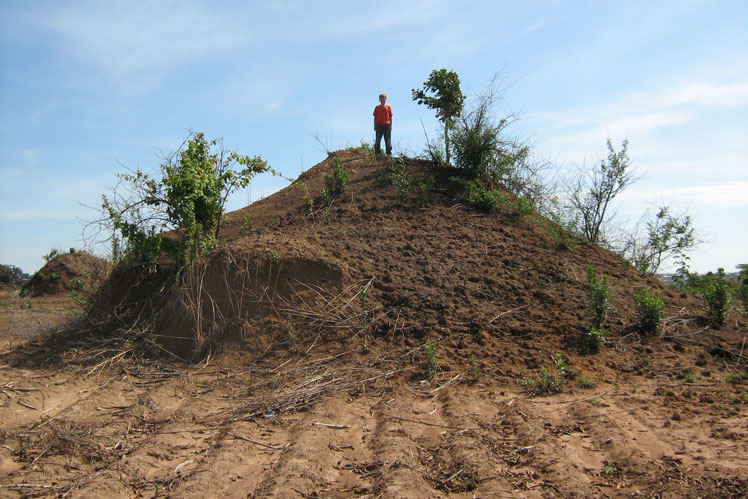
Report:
98,131,271,268
565,139,636,245
412,68,465,165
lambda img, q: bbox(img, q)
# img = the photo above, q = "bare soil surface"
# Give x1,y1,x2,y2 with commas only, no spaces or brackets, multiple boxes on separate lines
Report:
1,150,746,498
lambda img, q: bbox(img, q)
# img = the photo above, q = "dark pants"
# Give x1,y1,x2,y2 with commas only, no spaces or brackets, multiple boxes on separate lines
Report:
374,123,392,155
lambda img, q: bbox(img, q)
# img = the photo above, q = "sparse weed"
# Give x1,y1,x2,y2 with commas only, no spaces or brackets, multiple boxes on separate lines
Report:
524,353,567,396
387,157,412,204
726,371,748,383
0,301,10,308
359,284,370,335
678,370,695,384
239,215,254,236
577,373,597,389
524,366,563,396
468,356,482,382
514,195,535,217
601,462,618,475
587,397,606,407
586,265,610,329
69,290,87,307
634,287,664,335
424,342,439,375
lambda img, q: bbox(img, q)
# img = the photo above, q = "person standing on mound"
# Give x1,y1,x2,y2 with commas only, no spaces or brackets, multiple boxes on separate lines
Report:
373,93,393,156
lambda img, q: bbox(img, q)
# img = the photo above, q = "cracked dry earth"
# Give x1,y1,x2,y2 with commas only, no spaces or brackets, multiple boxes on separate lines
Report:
1,150,747,497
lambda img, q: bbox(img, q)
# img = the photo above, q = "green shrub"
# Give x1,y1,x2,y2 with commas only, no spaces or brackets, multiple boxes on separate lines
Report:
468,356,482,382
321,157,349,208
471,187,507,214
100,131,271,268
424,342,439,375
524,366,563,396
701,268,733,327
586,266,610,329
633,288,664,335
387,157,412,204
580,327,606,353
514,195,535,217
524,353,567,396
577,373,596,389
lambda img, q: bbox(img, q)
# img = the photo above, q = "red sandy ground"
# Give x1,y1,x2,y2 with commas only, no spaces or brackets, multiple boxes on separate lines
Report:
1,150,746,498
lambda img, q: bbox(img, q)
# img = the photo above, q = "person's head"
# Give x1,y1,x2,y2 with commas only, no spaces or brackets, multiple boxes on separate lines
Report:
379,93,387,105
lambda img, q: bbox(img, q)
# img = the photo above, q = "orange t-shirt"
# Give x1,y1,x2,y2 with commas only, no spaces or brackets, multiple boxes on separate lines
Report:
373,105,393,126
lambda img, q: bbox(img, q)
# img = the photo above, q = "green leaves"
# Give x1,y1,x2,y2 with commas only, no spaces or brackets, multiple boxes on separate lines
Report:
102,131,271,268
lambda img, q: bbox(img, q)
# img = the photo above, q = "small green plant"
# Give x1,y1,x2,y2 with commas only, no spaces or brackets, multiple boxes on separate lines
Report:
586,265,610,329
739,392,748,404
468,356,482,382
524,366,563,396
524,353,566,396
327,157,349,195
43,248,59,262
239,215,254,236
424,342,439,375
70,277,84,290
69,290,87,307
633,287,664,335
359,284,370,335
678,370,695,384
514,195,535,217
726,371,748,383
0,302,10,308
554,353,567,378
587,397,606,407
601,462,618,475
580,327,606,353
700,268,733,327
577,373,596,389
387,157,412,204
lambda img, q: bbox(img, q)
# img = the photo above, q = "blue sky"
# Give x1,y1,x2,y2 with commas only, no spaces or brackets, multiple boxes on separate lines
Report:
1,0,746,275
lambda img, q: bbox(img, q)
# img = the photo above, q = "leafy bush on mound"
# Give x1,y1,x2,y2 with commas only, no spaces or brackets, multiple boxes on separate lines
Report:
99,131,271,268
634,288,664,335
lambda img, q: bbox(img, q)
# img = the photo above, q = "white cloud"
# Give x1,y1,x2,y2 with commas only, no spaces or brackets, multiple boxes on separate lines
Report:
627,181,748,208
36,1,247,78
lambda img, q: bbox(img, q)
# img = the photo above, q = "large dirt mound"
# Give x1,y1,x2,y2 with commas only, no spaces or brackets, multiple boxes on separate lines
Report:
1,149,745,497
21,251,107,298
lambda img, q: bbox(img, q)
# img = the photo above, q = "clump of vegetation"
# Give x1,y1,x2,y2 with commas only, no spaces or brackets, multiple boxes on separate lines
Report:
524,353,567,396
322,157,349,207
586,265,610,329
564,139,635,245
633,287,664,335
412,68,465,165
97,131,271,268
387,157,412,204
424,342,439,375
623,206,698,275
514,195,534,217
468,356,482,382
726,371,748,384
700,268,733,327
677,370,695,384
577,373,597,389
359,283,370,336
0,264,29,287
580,327,606,354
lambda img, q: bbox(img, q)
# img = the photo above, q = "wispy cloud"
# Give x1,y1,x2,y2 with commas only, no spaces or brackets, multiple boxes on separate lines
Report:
626,181,748,208
35,1,247,78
